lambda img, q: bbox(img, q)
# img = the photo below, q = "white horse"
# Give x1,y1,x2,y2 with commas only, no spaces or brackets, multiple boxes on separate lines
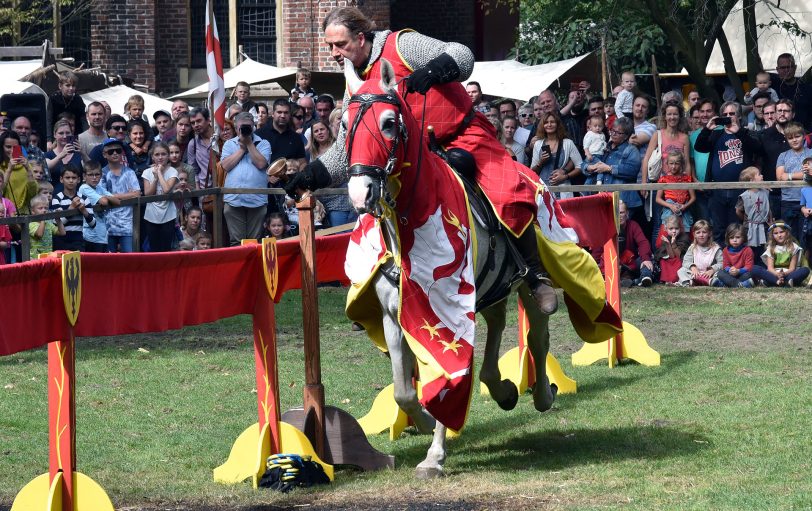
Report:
343,59,556,478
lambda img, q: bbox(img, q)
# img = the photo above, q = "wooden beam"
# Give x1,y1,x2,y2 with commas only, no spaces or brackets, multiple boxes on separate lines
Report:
0,47,64,58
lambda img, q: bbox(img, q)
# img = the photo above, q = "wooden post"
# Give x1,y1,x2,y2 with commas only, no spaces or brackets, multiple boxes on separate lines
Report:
651,55,662,115
133,199,142,252
20,220,30,262
601,35,608,99
213,192,224,248
297,195,325,458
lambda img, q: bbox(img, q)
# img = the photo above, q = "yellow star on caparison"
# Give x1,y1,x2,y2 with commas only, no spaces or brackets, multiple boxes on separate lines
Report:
420,319,440,339
441,340,462,355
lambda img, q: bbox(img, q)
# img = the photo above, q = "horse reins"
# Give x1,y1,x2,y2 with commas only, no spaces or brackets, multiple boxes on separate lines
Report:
347,83,428,225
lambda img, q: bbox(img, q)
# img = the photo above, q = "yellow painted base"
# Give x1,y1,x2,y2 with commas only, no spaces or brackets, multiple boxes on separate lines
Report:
277,421,334,481
357,383,410,441
480,348,577,396
545,352,578,394
12,471,114,511
357,382,458,440
572,321,659,367
214,422,264,485
214,422,334,488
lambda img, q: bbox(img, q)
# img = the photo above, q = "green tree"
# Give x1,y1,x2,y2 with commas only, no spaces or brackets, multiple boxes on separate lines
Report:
0,0,89,47
489,0,810,102
509,0,677,80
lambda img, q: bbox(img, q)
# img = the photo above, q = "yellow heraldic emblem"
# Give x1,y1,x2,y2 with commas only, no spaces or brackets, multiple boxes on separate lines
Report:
261,237,278,300
440,339,462,355
420,319,440,340
61,252,81,326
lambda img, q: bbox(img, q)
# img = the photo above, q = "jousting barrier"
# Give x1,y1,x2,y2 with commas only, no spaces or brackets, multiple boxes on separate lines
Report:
3,193,658,508
5,198,390,511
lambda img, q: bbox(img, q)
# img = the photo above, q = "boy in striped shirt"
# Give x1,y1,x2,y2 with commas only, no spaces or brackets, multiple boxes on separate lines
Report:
50,165,95,251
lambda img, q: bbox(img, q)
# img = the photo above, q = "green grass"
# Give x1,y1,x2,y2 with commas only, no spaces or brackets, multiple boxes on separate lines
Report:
1,287,811,510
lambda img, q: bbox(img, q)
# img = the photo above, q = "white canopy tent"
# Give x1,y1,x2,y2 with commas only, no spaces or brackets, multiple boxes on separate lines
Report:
0,80,47,97
81,85,173,121
667,0,812,76
464,53,600,102
171,58,297,99
0,60,43,82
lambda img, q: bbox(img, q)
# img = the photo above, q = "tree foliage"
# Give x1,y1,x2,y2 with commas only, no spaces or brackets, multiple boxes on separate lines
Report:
487,0,811,102
0,0,88,46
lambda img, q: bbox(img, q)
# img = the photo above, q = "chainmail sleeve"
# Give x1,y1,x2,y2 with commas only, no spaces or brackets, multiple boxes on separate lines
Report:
315,119,349,186
314,29,475,187
396,31,475,81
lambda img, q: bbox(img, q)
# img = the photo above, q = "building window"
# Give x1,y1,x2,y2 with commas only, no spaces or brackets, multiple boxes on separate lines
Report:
189,0,231,69
60,1,92,68
237,1,277,64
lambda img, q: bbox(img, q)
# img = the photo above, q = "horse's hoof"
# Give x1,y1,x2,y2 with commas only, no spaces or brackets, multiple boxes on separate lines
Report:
415,466,445,479
550,383,558,398
496,379,519,410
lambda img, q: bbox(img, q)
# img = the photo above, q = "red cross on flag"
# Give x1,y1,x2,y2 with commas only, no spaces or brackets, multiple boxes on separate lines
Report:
205,0,226,134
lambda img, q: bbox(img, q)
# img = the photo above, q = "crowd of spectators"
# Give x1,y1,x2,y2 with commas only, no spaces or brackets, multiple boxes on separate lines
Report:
477,50,812,288
0,68,345,262
3,51,812,289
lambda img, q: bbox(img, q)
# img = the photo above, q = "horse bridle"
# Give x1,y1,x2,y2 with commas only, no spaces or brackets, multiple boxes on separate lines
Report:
346,92,405,179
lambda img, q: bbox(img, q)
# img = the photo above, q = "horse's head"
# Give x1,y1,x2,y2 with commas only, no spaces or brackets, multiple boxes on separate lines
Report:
345,58,408,217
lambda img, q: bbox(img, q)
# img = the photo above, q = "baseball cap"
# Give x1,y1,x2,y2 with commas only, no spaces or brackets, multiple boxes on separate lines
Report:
152,110,171,120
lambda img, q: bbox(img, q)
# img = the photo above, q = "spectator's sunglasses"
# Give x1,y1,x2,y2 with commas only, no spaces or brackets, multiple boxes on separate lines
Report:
105,148,123,155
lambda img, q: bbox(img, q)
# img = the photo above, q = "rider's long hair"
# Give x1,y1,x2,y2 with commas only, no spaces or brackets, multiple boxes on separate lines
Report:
322,6,375,40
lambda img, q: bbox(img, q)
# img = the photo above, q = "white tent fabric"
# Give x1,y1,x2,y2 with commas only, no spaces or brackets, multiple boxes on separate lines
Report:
0,80,47,96
0,60,42,82
81,85,173,121
464,53,599,102
668,0,812,76
171,57,297,99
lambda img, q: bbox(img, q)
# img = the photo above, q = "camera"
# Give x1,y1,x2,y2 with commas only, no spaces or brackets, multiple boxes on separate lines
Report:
239,124,252,137
541,144,551,155
716,117,732,126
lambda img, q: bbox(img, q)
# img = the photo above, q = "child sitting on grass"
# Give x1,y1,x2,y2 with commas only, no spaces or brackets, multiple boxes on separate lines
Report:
714,224,755,288
750,221,810,287
654,214,690,284
678,220,722,287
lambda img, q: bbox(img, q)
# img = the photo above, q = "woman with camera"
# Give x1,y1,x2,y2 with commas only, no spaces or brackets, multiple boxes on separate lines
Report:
694,101,763,245
219,112,271,245
530,112,582,198
46,119,83,191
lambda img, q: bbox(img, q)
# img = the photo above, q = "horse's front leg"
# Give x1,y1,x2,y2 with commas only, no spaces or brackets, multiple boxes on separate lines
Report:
374,275,435,434
415,422,447,479
518,285,557,412
479,298,519,410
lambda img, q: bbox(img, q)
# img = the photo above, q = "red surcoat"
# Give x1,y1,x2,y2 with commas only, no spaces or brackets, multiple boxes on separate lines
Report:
360,30,539,236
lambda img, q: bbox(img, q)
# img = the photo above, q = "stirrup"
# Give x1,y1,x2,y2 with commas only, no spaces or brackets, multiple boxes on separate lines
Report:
531,277,558,315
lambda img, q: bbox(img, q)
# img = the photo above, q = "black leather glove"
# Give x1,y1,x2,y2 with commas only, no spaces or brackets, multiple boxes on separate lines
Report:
283,159,331,200
405,53,460,95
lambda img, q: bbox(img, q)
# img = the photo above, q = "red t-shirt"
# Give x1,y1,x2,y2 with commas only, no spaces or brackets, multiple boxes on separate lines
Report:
658,173,693,204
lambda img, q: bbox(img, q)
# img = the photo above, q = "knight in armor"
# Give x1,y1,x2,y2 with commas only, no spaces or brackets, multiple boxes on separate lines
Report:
287,7,610,316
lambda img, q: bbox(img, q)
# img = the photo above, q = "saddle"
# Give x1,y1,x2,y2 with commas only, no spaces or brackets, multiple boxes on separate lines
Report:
431,139,527,311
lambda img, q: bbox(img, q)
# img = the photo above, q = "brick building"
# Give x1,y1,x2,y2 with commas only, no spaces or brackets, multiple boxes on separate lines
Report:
85,0,517,96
